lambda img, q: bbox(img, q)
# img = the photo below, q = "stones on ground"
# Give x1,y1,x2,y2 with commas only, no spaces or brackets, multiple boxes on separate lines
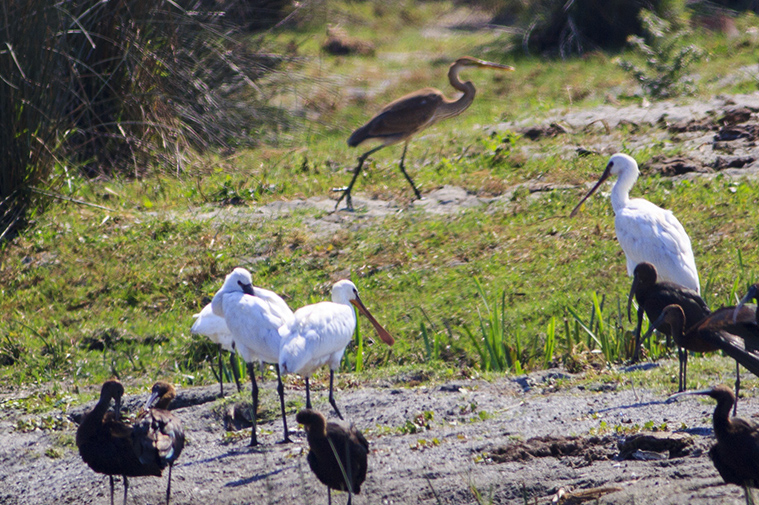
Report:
617,432,694,460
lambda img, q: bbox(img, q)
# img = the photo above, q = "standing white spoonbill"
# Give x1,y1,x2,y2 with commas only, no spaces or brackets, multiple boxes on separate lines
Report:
191,303,242,396
279,280,395,420
570,153,700,293
212,267,294,445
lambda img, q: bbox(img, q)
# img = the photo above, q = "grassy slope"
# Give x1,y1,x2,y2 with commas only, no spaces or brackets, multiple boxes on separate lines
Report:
1,1,758,404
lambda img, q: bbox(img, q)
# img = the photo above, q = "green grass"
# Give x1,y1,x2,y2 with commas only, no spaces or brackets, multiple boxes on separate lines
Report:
1,1,759,403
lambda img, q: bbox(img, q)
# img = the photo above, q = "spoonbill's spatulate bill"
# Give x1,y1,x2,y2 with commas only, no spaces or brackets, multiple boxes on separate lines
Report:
669,385,759,504
279,280,394,419
571,153,700,294
297,408,368,505
212,267,293,445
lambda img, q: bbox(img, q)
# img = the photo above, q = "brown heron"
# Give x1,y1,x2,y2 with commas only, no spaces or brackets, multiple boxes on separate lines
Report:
669,385,759,505
296,408,368,505
334,56,514,211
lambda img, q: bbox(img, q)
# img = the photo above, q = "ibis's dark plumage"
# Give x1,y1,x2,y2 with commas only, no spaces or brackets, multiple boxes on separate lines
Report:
670,385,759,504
77,380,160,505
132,381,185,505
646,304,759,417
629,262,716,389
297,409,368,505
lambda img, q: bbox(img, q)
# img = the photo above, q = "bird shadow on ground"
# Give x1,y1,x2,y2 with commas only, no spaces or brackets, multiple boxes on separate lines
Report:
181,446,275,468
225,467,287,487
590,399,670,415
678,427,714,437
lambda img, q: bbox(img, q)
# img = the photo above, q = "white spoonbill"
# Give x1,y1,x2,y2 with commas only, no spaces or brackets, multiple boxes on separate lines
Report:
212,267,294,445
279,280,395,420
570,153,700,293
191,303,242,396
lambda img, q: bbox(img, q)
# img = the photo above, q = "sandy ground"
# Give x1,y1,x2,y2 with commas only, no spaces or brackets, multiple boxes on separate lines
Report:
0,362,756,505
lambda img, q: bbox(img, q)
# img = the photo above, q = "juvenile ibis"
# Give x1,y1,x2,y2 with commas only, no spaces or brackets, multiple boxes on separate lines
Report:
132,381,185,505
212,267,294,445
669,385,759,504
191,303,242,396
279,280,394,420
297,408,368,505
335,56,515,211
571,153,700,293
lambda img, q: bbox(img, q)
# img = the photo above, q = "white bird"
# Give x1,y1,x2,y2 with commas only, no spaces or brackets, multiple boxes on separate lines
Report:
279,279,395,419
570,153,700,293
191,303,242,396
211,267,294,445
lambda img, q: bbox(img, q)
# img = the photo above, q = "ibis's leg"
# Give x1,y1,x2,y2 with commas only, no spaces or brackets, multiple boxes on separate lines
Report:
678,347,687,393
333,145,384,211
275,364,292,443
397,141,422,200
230,352,242,393
217,344,224,397
328,370,344,420
735,361,741,416
122,476,128,505
248,362,259,446
260,360,265,382
109,476,115,505
305,377,312,409
347,490,353,505
328,487,332,505
166,464,173,505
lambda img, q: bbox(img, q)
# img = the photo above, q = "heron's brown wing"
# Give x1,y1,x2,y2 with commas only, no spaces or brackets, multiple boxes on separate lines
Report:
360,88,444,142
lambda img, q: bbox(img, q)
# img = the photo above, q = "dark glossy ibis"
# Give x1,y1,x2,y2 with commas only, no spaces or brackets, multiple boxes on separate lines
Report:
646,304,759,415
736,283,759,323
132,381,185,505
570,153,700,293
628,262,711,369
296,409,369,505
76,380,158,505
211,267,293,445
669,385,759,504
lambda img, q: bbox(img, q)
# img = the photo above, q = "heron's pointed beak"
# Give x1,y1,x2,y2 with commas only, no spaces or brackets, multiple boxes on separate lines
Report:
474,59,515,72
570,162,613,217
627,275,640,324
350,297,395,346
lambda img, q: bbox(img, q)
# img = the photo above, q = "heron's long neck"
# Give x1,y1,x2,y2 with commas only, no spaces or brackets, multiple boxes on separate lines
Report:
610,169,637,213
435,63,476,121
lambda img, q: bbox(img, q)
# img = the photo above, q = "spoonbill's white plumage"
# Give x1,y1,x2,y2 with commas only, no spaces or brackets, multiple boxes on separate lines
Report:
191,303,242,396
570,153,700,293
211,267,293,445
279,279,394,419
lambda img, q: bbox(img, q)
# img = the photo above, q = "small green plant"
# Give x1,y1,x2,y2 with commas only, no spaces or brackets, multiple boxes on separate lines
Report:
619,10,704,98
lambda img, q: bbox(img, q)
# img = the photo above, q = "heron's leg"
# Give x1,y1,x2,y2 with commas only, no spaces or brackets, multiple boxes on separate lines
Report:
166,464,173,505
305,377,311,410
122,476,128,505
397,141,422,200
333,145,385,211
248,362,259,446
328,370,344,420
230,352,242,393
736,362,741,415
217,344,224,397
276,364,293,443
